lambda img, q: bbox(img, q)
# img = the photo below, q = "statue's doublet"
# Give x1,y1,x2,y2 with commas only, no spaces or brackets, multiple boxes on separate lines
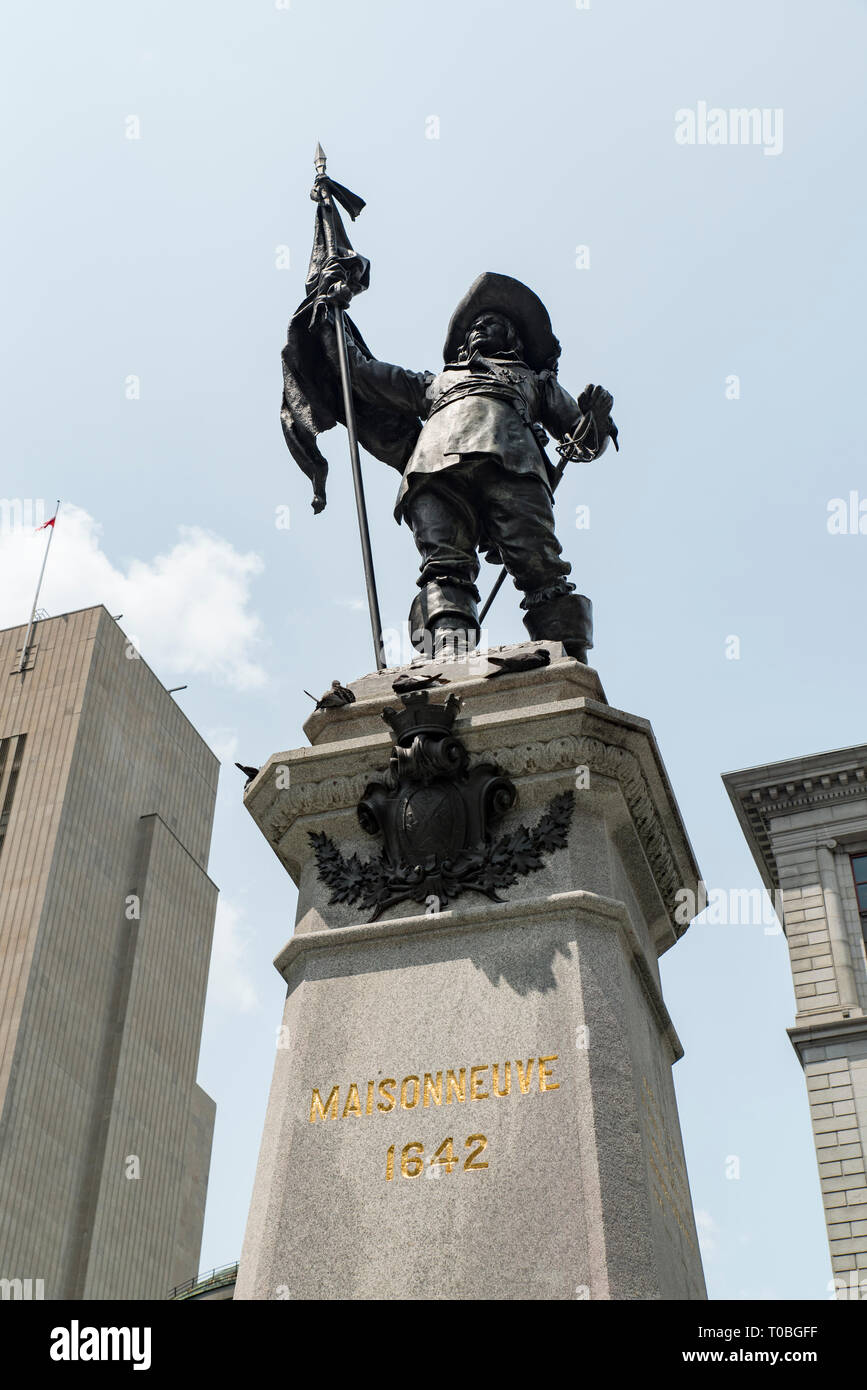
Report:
399,357,550,506
348,346,585,516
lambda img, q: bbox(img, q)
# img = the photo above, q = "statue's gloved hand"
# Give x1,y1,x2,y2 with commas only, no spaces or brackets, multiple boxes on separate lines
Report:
323,276,352,308
309,268,353,328
577,383,618,454
577,383,614,422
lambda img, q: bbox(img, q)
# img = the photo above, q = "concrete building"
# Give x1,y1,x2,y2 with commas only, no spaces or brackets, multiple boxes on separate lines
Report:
724,745,867,1298
0,605,219,1299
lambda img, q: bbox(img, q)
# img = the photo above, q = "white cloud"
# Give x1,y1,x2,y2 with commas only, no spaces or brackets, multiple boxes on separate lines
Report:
0,502,266,689
207,898,259,1013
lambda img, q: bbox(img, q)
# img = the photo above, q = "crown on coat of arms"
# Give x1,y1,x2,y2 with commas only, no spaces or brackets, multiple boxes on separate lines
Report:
381,691,462,746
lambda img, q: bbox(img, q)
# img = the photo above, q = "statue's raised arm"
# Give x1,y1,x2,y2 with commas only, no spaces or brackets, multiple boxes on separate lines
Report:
279,154,422,517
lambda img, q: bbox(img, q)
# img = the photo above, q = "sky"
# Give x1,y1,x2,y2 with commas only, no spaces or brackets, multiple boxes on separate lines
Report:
1,0,866,1300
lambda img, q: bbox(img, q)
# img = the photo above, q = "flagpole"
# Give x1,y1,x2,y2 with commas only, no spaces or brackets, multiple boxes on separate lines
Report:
312,145,386,671
18,499,61,674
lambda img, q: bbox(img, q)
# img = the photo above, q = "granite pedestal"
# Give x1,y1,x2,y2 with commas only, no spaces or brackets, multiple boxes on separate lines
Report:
235,643,707,1300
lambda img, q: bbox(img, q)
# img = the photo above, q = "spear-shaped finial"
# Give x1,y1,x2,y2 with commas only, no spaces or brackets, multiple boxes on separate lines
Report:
314,142,327,177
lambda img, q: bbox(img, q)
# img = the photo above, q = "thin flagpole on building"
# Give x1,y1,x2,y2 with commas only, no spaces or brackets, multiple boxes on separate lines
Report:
18,499,61,674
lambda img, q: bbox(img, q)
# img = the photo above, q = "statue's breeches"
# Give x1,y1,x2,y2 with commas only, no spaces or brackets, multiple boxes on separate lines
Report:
403,458,572,601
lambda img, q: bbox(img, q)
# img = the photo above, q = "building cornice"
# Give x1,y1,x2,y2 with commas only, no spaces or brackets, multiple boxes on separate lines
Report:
723,745,867,892
788,1014,867,1067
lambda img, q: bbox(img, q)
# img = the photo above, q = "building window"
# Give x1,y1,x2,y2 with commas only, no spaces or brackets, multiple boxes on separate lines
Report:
0,733,26,861
851,854,867,944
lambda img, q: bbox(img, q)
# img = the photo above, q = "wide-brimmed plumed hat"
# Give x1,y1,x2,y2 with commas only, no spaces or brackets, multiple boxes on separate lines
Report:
442,271,561,371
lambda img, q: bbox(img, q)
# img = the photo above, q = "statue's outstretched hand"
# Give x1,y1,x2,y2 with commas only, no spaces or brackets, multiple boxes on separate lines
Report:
577,383,618,454
578,383,614,422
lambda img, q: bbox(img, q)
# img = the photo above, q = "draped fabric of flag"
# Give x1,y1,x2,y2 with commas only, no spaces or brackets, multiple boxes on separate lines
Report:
280,175,421,513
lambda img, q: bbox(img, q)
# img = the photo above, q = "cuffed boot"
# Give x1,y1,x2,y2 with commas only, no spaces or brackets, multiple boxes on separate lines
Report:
522,592,593,663
409,580,481,660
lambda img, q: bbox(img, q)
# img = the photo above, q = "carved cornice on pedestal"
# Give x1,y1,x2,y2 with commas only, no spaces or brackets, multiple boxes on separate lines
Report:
485,734,684,926
250,726,688,931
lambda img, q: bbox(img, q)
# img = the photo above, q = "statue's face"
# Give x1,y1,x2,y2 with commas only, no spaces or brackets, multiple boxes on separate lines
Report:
465,311,517,357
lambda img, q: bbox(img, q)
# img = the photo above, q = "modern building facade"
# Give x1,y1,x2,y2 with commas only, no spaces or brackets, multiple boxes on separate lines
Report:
0,605,219,1298
724,745,867,1298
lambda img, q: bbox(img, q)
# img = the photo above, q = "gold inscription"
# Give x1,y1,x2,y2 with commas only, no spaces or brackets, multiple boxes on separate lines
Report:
515,1058,534,1094
464,1134,489,1170
342,1084,362,1119
400,1076,420,1110
422,1072,442,1107
385,1135,490,1180
400,1141,424,1177
446,1068,466,1104
470,1065,489,1100
309,1086,339,1123
308,1054,561,1124
538,1056,559,1092
377,1078,396,1113
431,1137,458,1172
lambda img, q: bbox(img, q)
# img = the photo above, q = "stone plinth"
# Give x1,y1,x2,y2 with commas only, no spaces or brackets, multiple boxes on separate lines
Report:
235,643,706,1300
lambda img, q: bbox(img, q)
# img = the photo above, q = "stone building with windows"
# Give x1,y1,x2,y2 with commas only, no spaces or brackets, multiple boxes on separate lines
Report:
0,605,219,1299
724,744,867,1298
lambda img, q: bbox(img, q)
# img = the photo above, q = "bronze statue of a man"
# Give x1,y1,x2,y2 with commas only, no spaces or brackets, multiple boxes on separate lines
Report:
334,272,615,662
281,181,617,665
